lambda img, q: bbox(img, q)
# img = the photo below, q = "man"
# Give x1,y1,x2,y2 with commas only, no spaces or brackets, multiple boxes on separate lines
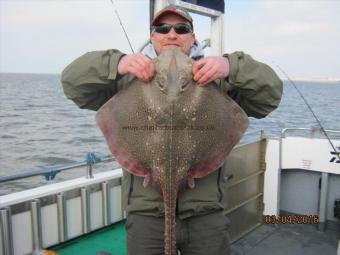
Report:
61,6,282,255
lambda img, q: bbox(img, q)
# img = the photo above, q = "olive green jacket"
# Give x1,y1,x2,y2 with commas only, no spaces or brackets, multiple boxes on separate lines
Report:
61,49,282,219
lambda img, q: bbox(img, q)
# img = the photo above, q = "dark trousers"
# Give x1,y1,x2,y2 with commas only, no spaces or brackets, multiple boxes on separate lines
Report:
126,211,231,255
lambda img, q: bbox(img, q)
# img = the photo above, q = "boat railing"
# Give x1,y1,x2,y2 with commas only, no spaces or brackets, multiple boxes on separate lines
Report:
281,127,340,139
278,127,340,232
243,129,265,138
0,153,115,184
279,127,340,170
0,129,265,185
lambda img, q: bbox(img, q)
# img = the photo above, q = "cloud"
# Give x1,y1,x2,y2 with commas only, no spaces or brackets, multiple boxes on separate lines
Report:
0,0,339,79
225,0,340,79
0,0,150,73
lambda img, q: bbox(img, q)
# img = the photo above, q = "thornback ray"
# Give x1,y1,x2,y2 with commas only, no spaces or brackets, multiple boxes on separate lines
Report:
96,48,249,255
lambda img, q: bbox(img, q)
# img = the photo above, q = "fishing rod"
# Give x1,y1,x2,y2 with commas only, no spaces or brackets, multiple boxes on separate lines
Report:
109,0,135,53
276,64,340,161
108,1,339,160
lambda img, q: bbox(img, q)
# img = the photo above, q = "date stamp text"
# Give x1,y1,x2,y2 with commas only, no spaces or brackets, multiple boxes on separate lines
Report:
264,214,319,224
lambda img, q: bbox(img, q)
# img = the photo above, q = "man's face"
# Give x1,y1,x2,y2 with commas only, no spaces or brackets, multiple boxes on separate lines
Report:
151,14,196,55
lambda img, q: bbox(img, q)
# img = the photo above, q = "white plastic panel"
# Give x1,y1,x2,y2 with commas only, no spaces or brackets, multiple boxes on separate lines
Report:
0,169,123,208
66,197,82,239
280,169,320,215
90,191,103,231
0,169,124,255
110,186,122,223
41,204,59,247
12,212,32,255
263,138,280,216
281,137,340,174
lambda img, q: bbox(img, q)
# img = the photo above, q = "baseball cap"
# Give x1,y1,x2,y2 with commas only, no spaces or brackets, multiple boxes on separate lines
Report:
151,6,193,28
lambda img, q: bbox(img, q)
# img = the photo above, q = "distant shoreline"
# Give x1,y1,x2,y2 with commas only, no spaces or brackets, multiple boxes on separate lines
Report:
1,72,340,84
0,72,60,76
282,79,340,84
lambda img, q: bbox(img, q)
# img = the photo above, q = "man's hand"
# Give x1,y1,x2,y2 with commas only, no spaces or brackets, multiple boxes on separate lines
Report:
118,53,155,81
192,56,230,86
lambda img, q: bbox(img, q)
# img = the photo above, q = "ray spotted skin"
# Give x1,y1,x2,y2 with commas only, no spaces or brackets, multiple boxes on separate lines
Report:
96,48,249,255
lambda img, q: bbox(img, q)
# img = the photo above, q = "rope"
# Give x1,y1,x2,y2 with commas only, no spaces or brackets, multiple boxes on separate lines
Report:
85,152,102,165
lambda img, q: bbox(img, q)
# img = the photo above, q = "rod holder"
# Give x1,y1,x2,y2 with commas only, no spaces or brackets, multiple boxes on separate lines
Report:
86,164,94,179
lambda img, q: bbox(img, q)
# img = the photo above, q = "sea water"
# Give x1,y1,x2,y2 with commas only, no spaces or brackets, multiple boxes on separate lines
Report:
0,73,339,194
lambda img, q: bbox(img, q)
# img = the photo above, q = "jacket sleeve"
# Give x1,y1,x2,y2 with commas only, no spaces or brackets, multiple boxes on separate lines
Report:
222,51,283,119
61,49,129,111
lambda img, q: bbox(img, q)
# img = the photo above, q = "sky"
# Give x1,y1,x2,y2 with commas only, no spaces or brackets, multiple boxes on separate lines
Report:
0,0,339,80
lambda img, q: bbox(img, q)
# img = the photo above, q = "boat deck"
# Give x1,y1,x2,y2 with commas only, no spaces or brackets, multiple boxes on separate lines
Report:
52,220,339,255
53,222,126,255
232,222,339,255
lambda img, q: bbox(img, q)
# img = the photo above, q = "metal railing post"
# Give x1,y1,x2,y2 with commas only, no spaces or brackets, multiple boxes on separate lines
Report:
57,193,67,242
0,207,14,255
81,188,90,234
102,182,111,226
318,172,329,232
30,199,42,254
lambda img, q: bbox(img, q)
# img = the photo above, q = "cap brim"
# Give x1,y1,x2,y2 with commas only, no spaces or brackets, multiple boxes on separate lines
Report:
151,9,192,26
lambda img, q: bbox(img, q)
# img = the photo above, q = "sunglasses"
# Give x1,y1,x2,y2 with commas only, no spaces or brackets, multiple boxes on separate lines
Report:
152,23,193,34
